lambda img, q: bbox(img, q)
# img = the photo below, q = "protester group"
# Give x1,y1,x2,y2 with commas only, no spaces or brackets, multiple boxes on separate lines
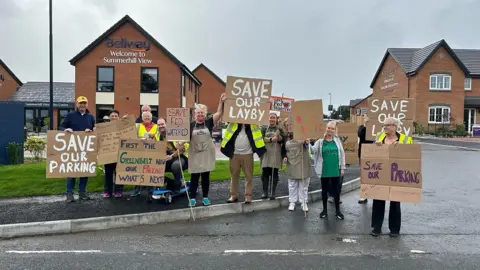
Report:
49,75,420,238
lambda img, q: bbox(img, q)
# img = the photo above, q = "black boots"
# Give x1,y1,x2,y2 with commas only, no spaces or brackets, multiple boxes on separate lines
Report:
261,174,269,199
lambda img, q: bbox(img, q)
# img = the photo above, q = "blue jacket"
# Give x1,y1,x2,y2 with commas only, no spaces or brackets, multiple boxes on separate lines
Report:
60,110,95,131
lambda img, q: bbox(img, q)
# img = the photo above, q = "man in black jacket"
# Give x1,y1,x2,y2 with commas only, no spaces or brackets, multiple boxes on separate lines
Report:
60,96,96,202
357,115,374,204
136,105,158,124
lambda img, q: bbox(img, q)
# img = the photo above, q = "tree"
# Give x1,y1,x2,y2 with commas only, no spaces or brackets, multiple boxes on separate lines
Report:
330,105,350,121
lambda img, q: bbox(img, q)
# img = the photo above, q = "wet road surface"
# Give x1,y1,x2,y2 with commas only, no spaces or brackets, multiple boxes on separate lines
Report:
1,144,479,269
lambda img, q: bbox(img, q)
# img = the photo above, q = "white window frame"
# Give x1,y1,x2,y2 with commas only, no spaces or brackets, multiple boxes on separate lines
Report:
429,74,451,91
465,78,472,90
428,106,451,124
181,73,185,97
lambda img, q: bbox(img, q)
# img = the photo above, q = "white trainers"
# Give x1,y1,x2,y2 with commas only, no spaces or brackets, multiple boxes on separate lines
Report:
301,203,309,212
288,203,295,211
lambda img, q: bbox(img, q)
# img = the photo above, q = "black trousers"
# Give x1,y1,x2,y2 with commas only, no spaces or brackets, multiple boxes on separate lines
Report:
321,177,340,211
190,172,211,198
261,167,279,194
371,200,401,233
104,163,123,194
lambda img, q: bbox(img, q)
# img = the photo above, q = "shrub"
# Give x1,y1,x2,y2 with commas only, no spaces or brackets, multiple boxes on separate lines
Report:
413,121,425,136
6,142,22,165
454,124,469,137
24,136,46,161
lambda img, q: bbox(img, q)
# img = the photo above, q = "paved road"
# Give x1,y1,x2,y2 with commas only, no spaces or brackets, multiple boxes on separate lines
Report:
417,137,480,150
1,143,479,269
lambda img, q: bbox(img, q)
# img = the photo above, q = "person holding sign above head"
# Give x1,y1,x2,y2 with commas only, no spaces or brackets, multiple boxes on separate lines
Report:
260,112,286,200
221,122,266,204
187,94,227,207
60,96,96,202
103,109,127,198
282,125,312,211
370,117,413,238
312,121,346,220
131,111,160,197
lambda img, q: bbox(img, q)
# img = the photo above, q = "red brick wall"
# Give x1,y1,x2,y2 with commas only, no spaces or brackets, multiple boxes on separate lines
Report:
193,66,225,114
413,46,465,127
0,64,21,101
371,55,409,99
465,78,480,96
73,22,197,120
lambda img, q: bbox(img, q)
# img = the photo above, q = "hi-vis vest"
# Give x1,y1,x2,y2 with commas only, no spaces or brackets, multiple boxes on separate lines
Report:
375,132,413,144
221,123,265,149
172,141,189,158
136,123,160,141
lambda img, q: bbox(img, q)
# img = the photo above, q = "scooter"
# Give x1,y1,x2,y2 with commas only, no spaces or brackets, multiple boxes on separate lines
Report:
149,180,190,204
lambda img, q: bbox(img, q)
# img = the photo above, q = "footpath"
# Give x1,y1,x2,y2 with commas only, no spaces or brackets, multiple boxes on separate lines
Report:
0,168,359,225
415,136,480,150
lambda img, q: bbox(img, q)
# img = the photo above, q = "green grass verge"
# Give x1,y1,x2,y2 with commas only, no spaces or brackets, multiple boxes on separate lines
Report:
0,160,265,198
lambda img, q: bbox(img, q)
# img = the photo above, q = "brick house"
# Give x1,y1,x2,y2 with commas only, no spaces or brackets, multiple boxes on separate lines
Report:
353,39,480,133
0,59,23,101
192,63,225,114
349,94,371,124
69,15,201,122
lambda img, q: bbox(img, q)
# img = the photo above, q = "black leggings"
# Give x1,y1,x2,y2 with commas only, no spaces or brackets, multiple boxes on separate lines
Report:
190,172,210,198
262,167,279,181
104,163,123,194
321,177,340,212
371,200,401,233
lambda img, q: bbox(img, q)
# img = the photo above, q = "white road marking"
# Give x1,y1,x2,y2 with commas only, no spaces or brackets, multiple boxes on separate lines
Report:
342,239,357,243
418,141,480,151
410,250,426,254
224,250,296,254
5,250,102,254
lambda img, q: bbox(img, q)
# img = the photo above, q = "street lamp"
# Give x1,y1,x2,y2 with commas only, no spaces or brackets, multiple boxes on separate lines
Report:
328,93,333,119
48,0,54,130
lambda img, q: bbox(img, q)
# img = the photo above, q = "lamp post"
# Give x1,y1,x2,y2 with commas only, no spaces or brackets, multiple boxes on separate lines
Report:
328,93,333,119
48,0,54,130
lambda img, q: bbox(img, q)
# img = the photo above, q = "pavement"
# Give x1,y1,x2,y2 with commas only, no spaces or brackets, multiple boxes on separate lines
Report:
1,143,480,269
0,167,360,225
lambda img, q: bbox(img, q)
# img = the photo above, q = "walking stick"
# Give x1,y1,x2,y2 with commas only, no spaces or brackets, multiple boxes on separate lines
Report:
300,144,307,218
177,148,196,221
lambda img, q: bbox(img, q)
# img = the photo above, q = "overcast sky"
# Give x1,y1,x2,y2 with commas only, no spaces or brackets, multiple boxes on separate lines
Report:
1,0,479,111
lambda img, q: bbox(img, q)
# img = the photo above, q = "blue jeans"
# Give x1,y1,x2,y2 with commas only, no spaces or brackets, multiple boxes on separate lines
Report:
66,177,88,194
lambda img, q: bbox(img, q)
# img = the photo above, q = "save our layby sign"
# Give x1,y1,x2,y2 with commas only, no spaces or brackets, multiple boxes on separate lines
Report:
365,97,415,141
360,144,422,203
223,75,272,125
46,131,98,178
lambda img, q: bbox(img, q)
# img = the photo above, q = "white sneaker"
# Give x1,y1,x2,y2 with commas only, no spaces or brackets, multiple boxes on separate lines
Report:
301,203,309,212
288,203,295,211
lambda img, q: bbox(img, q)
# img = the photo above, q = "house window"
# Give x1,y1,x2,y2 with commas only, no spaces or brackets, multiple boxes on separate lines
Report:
465,78,472,90
429,74,451,91
181,73,185,96
97,67,114,92
140,67,159,93
96,105,114,123
57,108,74,129
428,106,450,124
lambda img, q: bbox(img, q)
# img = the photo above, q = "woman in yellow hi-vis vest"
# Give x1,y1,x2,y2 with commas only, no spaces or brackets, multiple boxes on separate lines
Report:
131,111,160,197
221,123,266,204
371,117,413,238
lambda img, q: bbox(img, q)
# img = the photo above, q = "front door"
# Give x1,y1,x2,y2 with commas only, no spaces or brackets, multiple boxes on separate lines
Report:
464,109,477,133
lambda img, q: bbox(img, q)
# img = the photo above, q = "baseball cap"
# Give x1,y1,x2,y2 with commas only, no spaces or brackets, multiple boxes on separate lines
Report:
76,96,88,103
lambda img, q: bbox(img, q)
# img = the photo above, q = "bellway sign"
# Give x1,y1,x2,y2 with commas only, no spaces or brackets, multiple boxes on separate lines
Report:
105,38,151,51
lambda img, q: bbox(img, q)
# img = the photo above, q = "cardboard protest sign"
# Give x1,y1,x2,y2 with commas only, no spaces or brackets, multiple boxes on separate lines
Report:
95,115,137,165
366,98,415,141
166,108,190,141
223,76,272,125
116,139,166,187
46,131,98,178
337,123,358,165
270,95,294,112
360,144,422,203
291,99,324,140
